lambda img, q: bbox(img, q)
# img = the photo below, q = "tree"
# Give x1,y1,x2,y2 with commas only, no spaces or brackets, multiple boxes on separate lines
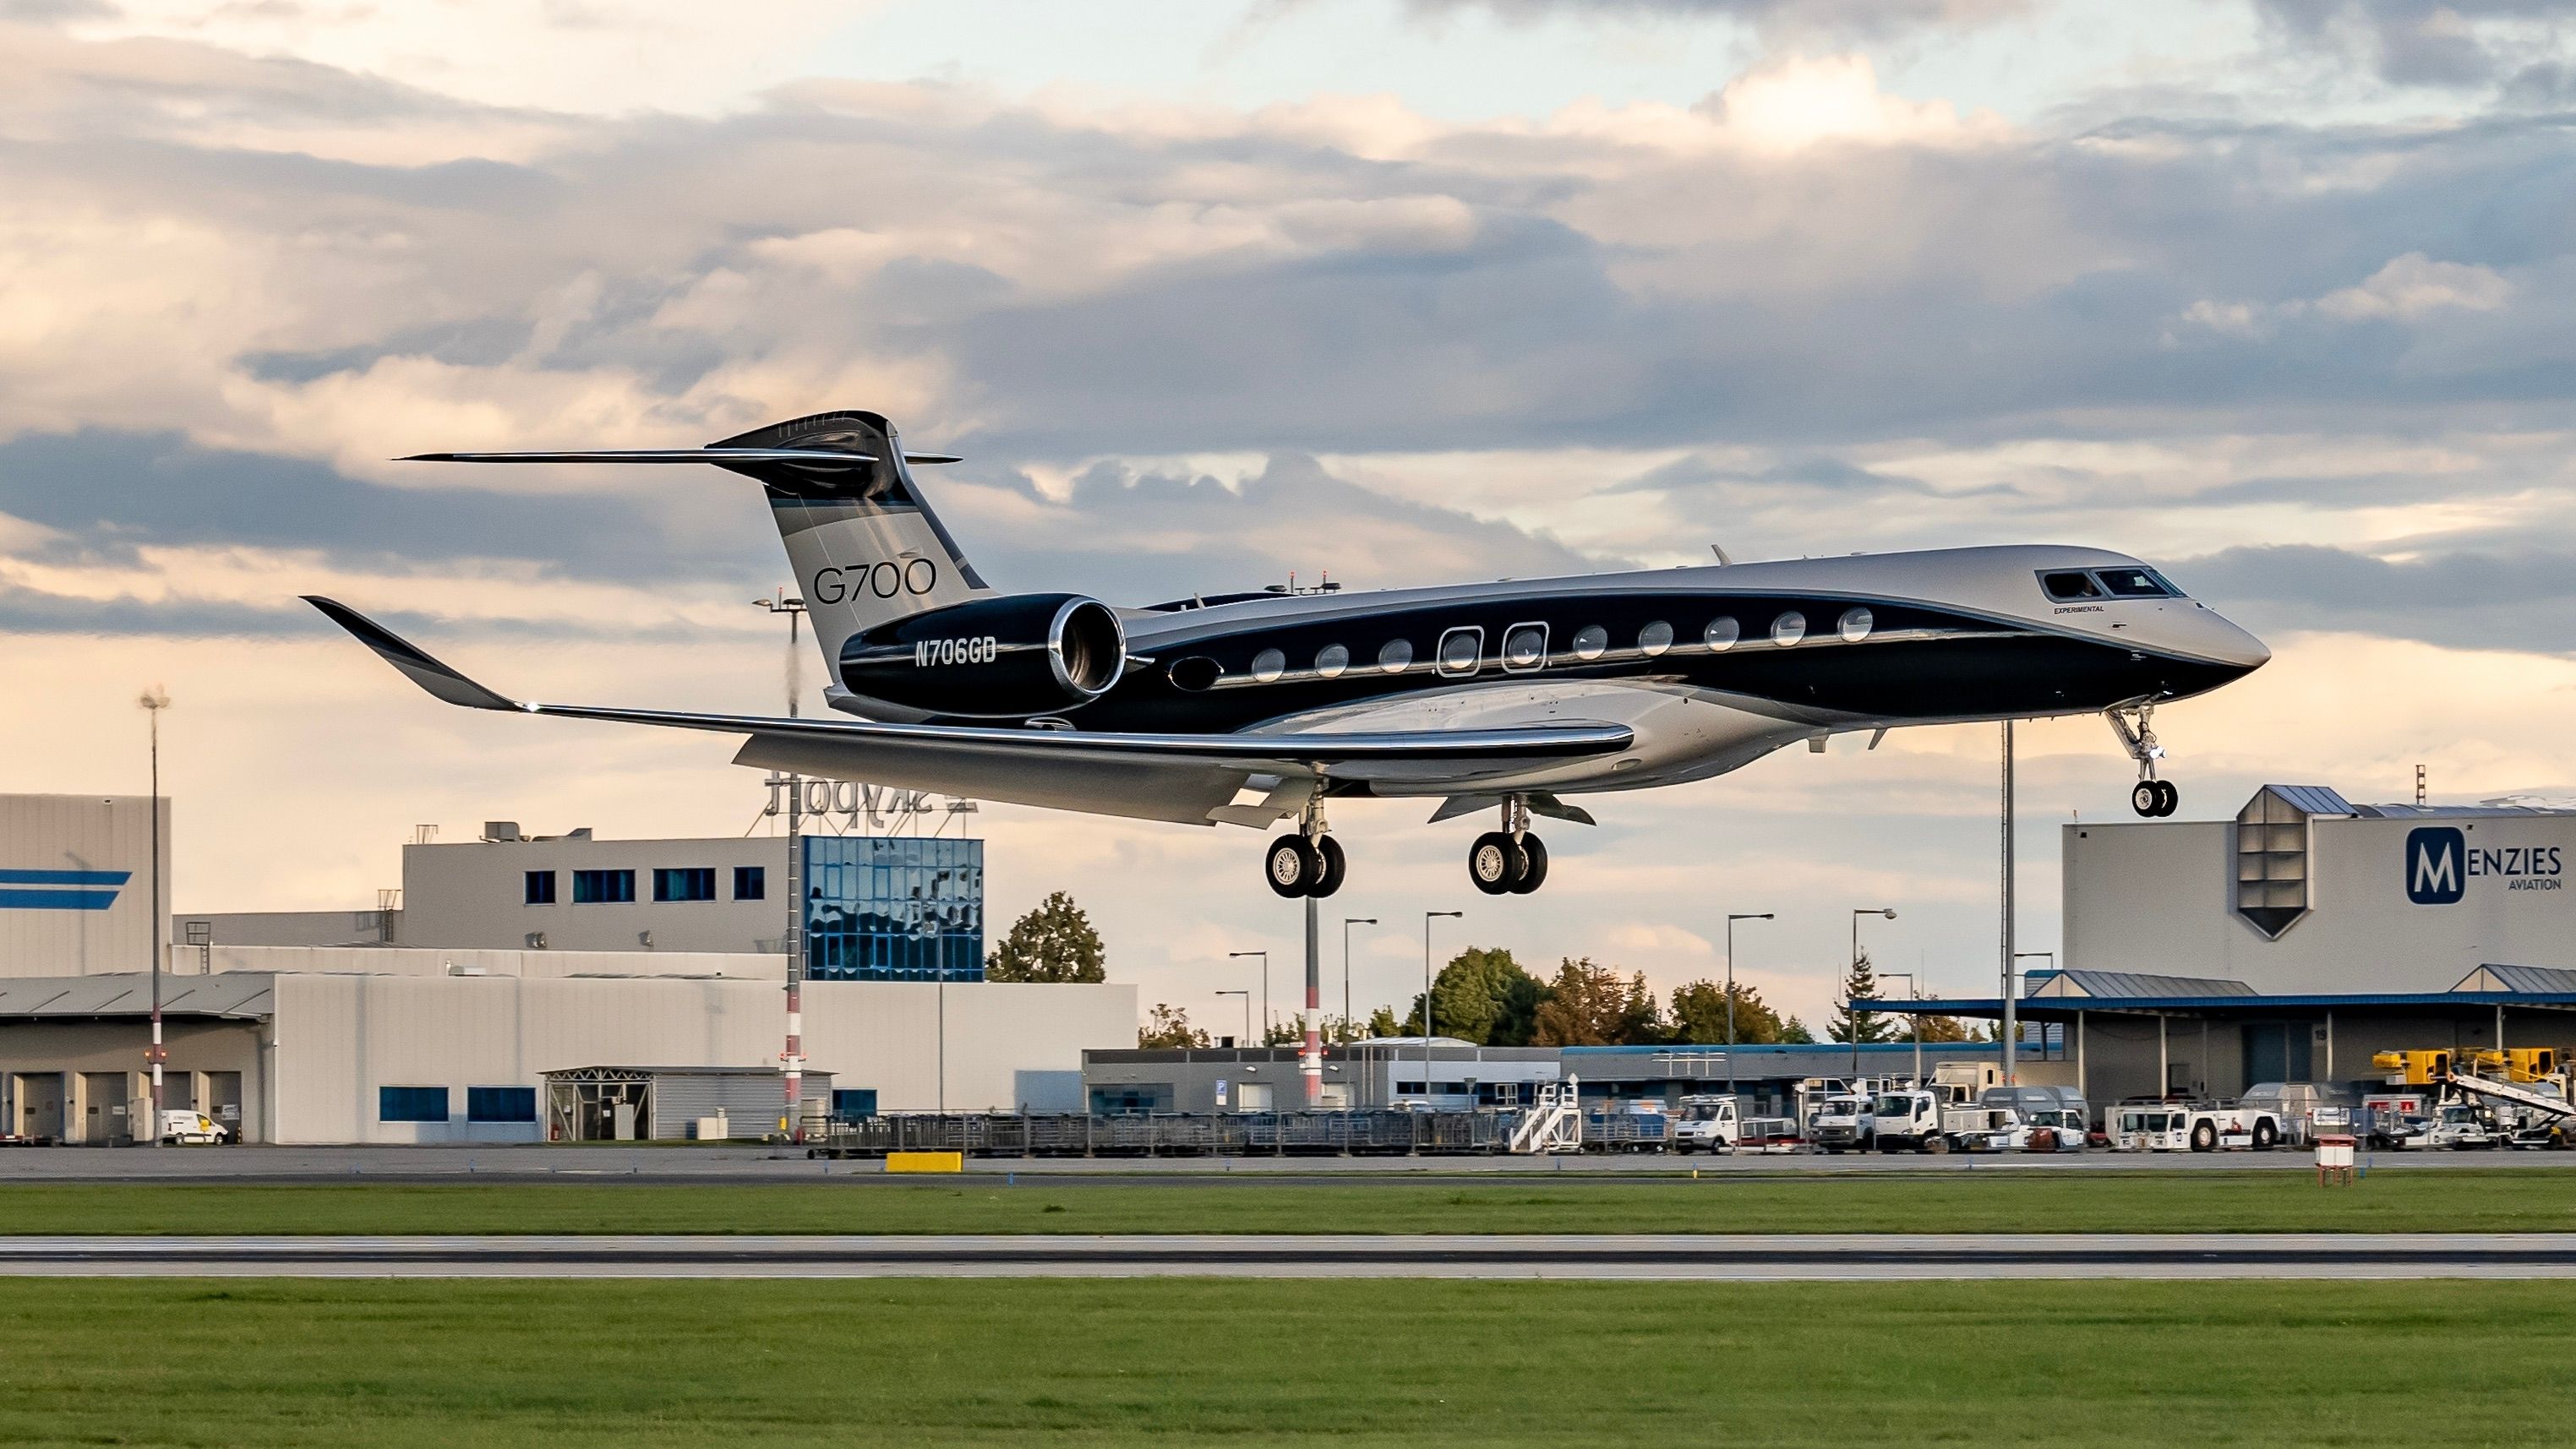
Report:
1778,1015,1816,1043
1406,946,1545,1046
1138,1003,1208,1049
1917,1015,1986,1043
1828,950,1894,1044
1532,957,1662,1046
1263,1017,1302,1047
984,891,1105,983
1365,1005,1404,1039
1667,979,1788,1045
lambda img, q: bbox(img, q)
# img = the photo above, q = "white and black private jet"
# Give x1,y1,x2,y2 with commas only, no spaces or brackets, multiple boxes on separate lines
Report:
310,410,2271,898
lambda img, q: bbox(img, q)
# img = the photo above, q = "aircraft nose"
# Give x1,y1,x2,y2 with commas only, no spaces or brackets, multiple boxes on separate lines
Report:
2198,608,2271,672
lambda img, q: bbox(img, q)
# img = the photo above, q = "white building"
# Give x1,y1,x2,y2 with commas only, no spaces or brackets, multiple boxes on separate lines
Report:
2065,784,2576,994
0,795,1132,1144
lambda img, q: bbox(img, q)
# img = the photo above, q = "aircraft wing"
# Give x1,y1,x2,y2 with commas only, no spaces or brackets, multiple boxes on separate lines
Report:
304,597,1633,826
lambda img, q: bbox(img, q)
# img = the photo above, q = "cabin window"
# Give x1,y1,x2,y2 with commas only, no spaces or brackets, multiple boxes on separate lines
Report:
1703,618,1739,651
1638,621,1673,657
1314,644,1350,679
1437,627,1483,677
1771,612,1807,646
1571,625,1608,661
1837,607,1874,642
1250,648,1286,683
1377,639,1414,673
2039,571,2101,602
2096,568,2172,598
1502,624,1547,673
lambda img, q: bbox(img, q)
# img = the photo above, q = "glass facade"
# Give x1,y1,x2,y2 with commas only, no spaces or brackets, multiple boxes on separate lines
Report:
801,836,985,982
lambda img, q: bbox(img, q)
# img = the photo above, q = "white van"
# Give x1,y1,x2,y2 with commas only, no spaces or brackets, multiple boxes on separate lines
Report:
157,1109,232,1146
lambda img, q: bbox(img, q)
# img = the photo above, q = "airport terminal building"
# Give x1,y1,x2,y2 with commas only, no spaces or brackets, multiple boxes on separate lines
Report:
0,796,1128,1145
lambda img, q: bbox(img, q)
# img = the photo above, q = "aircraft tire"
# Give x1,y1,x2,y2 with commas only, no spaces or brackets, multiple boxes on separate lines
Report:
2131,781,2160,816
2154,780,2179,816
1310,836,1347,897
1468,831,1524,895
1509,835,1549,894
1264,834,1319,898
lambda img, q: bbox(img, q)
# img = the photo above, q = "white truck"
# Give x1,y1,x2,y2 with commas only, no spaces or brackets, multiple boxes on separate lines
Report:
1669,1094,1742,1153
1868,1089,2020,1153
1808,1093,1875,1153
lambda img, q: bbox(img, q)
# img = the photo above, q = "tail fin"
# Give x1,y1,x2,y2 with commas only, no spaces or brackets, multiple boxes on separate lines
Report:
402,409,990,667
706,411,990,663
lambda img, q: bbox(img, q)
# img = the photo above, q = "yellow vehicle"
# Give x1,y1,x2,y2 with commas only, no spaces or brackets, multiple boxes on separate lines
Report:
2372,1050,2452,1086
2464,1048,2560,1083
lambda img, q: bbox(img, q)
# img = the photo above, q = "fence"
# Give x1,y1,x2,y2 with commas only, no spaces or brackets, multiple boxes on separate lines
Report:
805,1109,1532,1158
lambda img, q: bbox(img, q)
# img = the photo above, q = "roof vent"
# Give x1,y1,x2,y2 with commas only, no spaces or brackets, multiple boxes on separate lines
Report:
481,820,522,842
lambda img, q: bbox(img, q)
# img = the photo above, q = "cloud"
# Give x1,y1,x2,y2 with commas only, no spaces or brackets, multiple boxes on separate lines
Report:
2255,0,2576,93
2173,542,2576,656
1409,0,2031,41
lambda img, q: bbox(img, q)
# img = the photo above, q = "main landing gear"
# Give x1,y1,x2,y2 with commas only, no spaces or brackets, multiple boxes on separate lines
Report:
1263,799,1345,898
1468,797,1549,896
2108,702,2180,818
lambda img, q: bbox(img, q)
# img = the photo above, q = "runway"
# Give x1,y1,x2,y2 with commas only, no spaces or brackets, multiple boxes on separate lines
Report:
8,1233,2576,1279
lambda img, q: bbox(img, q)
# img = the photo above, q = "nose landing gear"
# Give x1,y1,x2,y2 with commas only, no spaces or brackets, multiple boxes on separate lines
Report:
2109,703,2179,818
1263,798,1346,898
1469,797,1549,895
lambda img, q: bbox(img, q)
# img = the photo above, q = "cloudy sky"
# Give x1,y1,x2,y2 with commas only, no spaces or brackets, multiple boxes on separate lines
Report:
4,0,2573,1032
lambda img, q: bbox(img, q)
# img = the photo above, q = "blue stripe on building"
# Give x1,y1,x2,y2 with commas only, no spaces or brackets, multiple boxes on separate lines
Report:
0,889,120,910
0,869,132,885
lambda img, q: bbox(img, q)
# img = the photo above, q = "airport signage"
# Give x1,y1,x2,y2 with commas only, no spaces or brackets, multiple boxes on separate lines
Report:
2405,826,2563,906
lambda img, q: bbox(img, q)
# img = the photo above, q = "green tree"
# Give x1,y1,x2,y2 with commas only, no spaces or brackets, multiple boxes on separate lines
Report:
984,891,1105,983
1779,1015,1816,1043
1137,1002,1208,1049
1828,950,1893,1044
1365,1005,1404,1038
1667,979,1788,1045
1918,1014,1986,1043
1532,957,1662,1046
1404,946,1544,1045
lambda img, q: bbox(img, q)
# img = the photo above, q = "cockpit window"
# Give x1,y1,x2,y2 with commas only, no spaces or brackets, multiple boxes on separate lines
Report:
2097,568,2175,598
2039,571,2102,602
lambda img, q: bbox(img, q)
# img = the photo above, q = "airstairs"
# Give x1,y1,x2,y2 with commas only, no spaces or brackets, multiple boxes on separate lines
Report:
1510,1076,1584,1154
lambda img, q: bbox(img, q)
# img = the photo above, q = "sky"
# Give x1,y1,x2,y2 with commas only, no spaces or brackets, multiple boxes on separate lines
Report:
3,0,2573,1035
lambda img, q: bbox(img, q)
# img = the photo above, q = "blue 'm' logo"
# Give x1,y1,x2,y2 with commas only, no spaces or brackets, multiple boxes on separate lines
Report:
0,869,130,911
2405,827,2466,906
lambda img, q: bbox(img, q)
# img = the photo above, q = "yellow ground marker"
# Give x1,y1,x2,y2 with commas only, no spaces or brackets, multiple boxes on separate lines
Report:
886,1151,965,1174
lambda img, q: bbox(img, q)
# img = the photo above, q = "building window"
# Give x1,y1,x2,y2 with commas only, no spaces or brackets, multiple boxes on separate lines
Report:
523,870,557,906
572,869,635,904
653,868,716,902
466,1086,536,1123
379,1086,449,1122
800,836,987,983
831,1088,879,1121
734,866,766,901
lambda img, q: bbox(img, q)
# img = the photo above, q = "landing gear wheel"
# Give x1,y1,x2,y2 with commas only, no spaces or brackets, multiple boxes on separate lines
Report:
1264,834,1320,898
2131,781,2159,816
1310,836,1347,898
1507,834,1548,894
1468,831,1525,895
2153,780,2178,816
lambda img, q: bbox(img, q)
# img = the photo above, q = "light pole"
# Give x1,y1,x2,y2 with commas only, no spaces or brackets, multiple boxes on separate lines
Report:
139,687,170,1147
2012,951,2055,1073
1723,913,1772,1100
1230,951,1269,1041
754,591,809,1138
2000,720,2017,1087
1422,911,1462,1103
1341,918,1377,1041
1880,971,1924,1087
1849,907,1898,1075
1215,989,1251,1047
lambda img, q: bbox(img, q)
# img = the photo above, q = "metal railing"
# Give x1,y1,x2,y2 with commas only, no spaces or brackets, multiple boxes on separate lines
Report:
802,1109,1539,1158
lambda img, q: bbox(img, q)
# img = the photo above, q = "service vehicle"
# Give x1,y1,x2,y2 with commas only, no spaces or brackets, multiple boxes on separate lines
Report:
2108,1103,2192,1151
1869,1088,1951,1152
2411,1103,2500,1151
156,1109,231,1146
1808,1093,1875,1153
1740,1116,1805,1153
1670,1095,1742,1154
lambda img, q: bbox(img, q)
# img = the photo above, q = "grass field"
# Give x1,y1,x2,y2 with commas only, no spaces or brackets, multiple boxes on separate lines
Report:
7,1168,2576,1235
0,1277,2563,1447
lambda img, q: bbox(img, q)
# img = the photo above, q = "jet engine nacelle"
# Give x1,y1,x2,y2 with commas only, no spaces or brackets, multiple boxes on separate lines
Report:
838,591,1127,718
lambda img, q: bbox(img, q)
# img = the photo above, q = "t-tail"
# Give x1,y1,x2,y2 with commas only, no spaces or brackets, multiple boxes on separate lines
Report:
402,409,991,669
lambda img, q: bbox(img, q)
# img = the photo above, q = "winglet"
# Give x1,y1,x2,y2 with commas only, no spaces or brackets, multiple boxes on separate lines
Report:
302,596,524,712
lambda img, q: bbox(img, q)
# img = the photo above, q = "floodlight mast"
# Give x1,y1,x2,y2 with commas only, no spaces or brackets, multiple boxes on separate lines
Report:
756,591,808,1139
